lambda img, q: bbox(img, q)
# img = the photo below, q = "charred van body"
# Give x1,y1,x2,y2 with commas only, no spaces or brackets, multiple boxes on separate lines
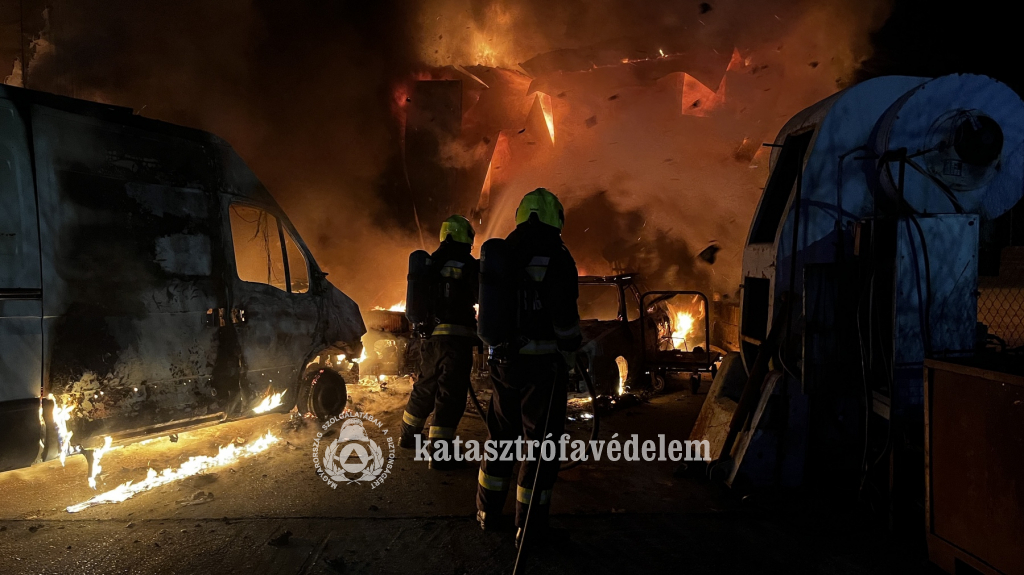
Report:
0,86,365,473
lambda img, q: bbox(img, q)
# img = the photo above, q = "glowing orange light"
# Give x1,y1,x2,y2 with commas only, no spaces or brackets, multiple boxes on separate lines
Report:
67,432,280,513
615,356,628,396
671,311,696,350
372,300,406,312
536,92,555,144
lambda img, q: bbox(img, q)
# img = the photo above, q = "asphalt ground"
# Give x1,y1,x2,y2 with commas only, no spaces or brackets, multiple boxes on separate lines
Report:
0,381,937,574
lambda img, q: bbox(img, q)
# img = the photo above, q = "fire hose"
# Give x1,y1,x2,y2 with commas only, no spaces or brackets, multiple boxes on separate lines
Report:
512,364,559,575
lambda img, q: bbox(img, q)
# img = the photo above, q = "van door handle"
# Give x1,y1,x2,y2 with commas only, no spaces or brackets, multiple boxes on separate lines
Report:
231,308,246,324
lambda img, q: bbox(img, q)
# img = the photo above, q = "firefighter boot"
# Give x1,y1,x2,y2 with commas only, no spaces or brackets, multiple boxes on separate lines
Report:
398,422,420,449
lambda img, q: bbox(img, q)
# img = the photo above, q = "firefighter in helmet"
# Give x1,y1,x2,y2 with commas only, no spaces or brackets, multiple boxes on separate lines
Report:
399,215,479,471
475,188,582,544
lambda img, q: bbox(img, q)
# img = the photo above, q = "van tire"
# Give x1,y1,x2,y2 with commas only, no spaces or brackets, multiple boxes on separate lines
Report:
298,369,348,421
650,373,666,394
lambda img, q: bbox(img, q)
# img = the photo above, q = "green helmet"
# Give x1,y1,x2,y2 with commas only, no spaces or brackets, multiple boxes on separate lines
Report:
515,188,564,230
439,214,475,245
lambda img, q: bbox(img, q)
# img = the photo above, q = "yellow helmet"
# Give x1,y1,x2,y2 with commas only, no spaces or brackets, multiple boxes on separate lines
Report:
439,215,475,245
515,188,564,230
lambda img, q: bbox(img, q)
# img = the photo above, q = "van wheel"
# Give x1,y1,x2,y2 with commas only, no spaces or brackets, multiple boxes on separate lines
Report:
298,369,348,421
650,373,666,394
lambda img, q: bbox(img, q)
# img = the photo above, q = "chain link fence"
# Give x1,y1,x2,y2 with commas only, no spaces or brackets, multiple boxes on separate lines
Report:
978,247,1024,349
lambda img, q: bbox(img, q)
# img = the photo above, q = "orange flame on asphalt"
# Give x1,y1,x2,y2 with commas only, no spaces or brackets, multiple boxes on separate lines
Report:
67,432,280,513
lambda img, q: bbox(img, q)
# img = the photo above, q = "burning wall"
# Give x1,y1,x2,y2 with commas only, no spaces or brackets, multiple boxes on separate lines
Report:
402,0,888,295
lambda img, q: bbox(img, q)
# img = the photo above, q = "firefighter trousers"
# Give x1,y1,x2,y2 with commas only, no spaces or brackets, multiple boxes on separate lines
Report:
400,335,475,445
476,353,568,528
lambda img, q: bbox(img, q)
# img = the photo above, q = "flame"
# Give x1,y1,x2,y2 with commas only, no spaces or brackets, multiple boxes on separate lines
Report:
671,311,696,350
373,300,406,312
351,347,368,364
48,393,80,465
252,391,285,414
666,297,705,351
88,436,117,489
536,92,555,144
67,432,280,513
615,356,628,396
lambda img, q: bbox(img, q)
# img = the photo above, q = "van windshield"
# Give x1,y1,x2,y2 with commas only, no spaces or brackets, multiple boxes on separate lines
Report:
578,284,621,321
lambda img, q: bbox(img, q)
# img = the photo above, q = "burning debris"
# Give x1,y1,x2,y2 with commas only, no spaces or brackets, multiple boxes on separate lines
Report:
615,356,628,396
252,391,286,414
48,393,81,466
372,301,407,312
67,432,280,513
664,296,707,352
87,436,116,490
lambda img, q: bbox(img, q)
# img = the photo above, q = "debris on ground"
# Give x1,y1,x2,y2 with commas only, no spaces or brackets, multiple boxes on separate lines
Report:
284,413,308,432
267,530,292,547
177,491,215,506
188,473,218,487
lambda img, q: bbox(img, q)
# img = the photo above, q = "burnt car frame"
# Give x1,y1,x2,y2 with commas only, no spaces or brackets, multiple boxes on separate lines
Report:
0,86,365,474
576,274,717,395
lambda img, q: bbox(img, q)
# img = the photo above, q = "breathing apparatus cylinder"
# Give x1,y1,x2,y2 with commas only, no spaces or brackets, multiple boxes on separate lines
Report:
477,238,516,347
405,250,433,334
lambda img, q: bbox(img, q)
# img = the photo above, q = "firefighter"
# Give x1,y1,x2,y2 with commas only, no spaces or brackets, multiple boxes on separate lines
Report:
475,188,582,544
399,215,479,471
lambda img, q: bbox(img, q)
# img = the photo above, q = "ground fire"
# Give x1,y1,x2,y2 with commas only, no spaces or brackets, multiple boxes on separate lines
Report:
0,1,1022,574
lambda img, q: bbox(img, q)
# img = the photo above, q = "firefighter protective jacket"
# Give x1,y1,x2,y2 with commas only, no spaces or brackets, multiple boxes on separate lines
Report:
504,222,582,354
429,240,479,338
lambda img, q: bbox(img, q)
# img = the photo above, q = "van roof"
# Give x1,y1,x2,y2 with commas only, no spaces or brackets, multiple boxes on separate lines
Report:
0,84,229,148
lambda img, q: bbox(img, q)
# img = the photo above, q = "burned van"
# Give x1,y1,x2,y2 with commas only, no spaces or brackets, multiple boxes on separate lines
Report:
0,86,365,473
